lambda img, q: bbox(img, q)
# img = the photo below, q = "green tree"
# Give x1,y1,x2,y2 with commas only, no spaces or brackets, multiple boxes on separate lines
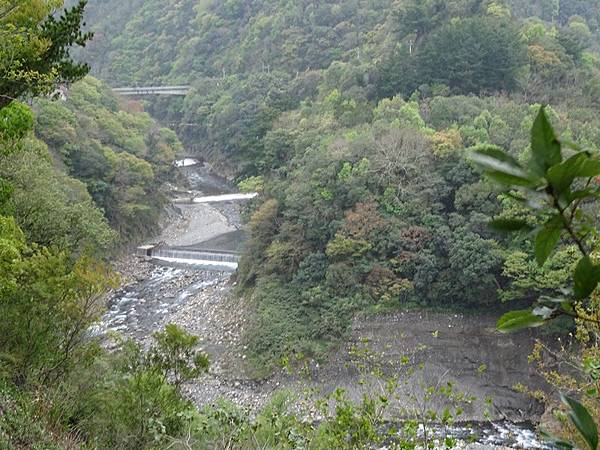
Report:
0,0,92,108
393,0,450,43
0,245,114,386
0,144,117,254
78,326,208,450
148,324,209,391
416,17,527,95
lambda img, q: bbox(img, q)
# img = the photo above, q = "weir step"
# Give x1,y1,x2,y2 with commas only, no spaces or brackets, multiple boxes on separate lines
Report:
151,249,239,263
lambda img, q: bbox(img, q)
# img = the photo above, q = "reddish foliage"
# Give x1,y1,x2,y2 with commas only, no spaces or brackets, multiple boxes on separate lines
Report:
365,265,396,286
342,202,388,239
399,226,429,252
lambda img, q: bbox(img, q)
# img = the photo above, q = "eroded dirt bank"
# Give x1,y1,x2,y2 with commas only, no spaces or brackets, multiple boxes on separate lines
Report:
321,311,545,421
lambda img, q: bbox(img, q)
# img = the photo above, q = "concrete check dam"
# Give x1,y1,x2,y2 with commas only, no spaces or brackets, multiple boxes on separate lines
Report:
138,246,240,271
138,160,257,270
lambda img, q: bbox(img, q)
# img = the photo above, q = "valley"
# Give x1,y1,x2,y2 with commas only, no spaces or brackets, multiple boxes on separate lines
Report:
95,160,551,448
3,1,600,448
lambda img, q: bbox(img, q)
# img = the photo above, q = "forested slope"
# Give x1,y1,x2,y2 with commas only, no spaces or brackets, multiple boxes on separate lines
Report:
79,0,394,83
1,77,181,254
76,0,600,367
34,77,181,242
79,0,600,165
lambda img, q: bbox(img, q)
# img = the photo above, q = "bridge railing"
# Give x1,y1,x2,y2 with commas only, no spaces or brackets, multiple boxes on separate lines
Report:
112,86,191,96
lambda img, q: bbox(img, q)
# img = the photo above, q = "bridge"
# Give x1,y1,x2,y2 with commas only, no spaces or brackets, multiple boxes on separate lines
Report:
112,86,191,96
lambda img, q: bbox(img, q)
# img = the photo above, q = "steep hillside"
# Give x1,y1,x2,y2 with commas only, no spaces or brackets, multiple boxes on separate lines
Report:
0,77,182,257
79,0,394,83
77,0,398,171
34,77,182,242
76,0,600,171
76,0,600,367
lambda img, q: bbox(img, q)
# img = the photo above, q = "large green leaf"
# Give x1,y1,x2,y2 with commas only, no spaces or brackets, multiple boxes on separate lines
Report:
486,171,538,187
469,145,541,187
569,188,597,202
561,394,598,450
497,310,545,333
534,216,563,266
547,153,587,194
470,145,520,165
531,107,562,177
469,146,531,179
579,159,600,178
573,256,600,300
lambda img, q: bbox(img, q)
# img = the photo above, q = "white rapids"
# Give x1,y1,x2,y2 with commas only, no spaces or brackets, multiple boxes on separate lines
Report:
174,158,200,167
173,192,259,203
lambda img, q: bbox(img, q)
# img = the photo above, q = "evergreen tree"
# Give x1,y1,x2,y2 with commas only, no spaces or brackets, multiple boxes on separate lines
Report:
0,0,92,108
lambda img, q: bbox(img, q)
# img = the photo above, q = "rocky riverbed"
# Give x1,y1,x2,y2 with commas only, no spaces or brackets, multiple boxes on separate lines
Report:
94,161,555,449
101,257,554,449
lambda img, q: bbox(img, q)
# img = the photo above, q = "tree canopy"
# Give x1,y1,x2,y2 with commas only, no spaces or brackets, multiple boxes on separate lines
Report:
0,0,92,108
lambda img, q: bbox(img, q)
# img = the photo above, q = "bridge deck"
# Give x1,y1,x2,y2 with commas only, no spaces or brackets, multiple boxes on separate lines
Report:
112,86,191,96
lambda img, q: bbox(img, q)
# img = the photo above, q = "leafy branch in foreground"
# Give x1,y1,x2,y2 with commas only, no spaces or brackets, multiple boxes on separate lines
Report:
470,106,600,449
470,106,600,333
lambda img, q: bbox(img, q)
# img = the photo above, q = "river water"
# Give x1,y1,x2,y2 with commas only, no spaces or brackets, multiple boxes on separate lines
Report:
93,159,240,341
91,161,559,449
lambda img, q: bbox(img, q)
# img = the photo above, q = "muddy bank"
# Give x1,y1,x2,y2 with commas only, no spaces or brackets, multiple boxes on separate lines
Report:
319,311,545,421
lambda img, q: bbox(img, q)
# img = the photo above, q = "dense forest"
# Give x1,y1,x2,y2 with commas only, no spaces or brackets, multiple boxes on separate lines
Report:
75,0,600,369
3,0,600,448
1,76,180,255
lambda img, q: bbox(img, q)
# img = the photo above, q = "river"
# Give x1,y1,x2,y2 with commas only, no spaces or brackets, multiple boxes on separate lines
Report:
92,161,558,449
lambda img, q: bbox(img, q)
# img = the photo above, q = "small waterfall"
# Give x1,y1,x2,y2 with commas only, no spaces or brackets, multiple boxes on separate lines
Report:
152,248,239,263
174,158,200,167
173,192,258,204
150,247,239,270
